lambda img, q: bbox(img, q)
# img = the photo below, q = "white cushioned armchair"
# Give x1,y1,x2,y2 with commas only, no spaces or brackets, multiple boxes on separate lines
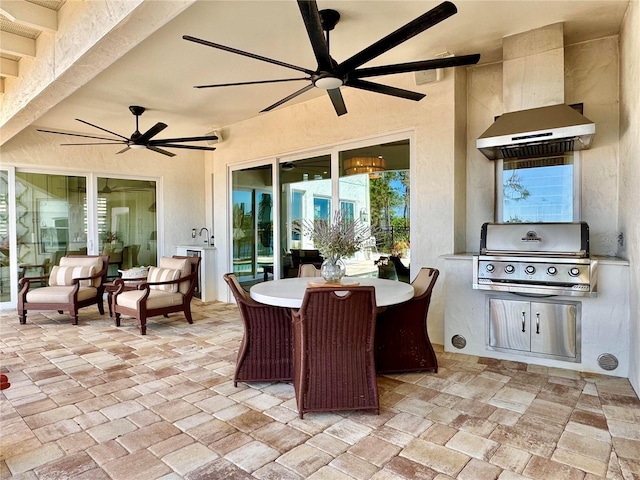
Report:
17,255,110,325
112,255,200,335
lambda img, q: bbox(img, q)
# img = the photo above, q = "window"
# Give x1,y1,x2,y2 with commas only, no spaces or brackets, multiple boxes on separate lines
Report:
497,154,579,223
340,201,355,222
313,196,331,221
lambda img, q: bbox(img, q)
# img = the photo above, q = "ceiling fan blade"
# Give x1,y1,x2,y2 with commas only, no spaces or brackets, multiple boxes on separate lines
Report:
155,144,217,151
36,129,126,143
260,84,315,112
116,146,130,155
183,35,315,75
146,146,176,157
346,79,425,101
194,77,310,89
60,142,129,146
297,0,333,71
75,118,130,141
327,88,347,116
337,1,457,74
137,122,168,144
148,134,218,144
352,53,481,78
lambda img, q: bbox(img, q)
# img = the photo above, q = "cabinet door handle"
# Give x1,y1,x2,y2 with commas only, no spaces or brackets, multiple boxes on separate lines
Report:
535,313,540,334
522,311,526,333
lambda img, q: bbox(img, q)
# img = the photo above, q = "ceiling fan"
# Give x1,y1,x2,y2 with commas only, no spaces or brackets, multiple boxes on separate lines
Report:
183,1,480,116
37,105,218,157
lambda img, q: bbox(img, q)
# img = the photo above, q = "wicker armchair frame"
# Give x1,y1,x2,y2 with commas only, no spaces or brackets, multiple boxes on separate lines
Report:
292,286,379,418
375,267,440,374
224,273,293,386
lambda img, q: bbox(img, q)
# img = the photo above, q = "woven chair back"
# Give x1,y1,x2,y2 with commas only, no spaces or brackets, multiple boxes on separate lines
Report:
293,286,379,417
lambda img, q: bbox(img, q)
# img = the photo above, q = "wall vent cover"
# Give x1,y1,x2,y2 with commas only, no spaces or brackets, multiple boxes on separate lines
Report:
597,353,619,371
451,335,467,349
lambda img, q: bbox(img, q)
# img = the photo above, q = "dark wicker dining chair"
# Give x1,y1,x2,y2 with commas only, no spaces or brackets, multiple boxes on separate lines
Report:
375,267,440,374
223,273,293,386
292,286,379,418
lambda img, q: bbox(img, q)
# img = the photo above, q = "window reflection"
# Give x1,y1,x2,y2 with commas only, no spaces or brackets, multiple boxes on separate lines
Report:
232,165,274,283
97,177,157,276
280,155,331,278
13,173,87,285
500,155,575,223
339,140,410,278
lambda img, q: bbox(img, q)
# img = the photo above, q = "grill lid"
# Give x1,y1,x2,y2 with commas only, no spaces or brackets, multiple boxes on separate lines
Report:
476,104,595,160
480,222,589,257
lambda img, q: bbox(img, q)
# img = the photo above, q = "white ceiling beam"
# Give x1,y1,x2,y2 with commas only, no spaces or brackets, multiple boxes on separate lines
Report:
0,57,19,77
0,1,57,33
0,31,36,57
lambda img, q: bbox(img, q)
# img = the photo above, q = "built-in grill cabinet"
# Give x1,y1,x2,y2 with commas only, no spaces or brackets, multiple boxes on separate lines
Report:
487,296,581,362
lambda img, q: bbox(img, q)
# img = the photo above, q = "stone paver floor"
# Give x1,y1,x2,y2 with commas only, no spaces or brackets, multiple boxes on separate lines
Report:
1,301,639,479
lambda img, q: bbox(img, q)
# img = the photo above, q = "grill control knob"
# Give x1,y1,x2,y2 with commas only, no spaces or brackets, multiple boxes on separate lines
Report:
547,266,558,275
485,264,495,273
504,264,515,274
569,267,581,277
525,265,536,275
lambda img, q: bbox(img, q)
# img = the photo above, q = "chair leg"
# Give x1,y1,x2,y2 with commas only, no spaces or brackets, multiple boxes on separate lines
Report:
138,317,147,335
70,311,79,325
184,305,194,324
114,312,121,327
97,299,105,315
18,311,26,325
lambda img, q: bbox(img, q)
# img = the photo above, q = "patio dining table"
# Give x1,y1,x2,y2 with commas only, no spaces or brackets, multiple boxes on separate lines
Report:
249,276,415,309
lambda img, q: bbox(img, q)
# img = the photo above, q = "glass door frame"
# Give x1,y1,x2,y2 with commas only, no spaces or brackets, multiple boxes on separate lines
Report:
0,166,18,309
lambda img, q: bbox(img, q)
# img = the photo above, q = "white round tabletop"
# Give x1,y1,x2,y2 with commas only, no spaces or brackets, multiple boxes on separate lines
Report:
249,276,415,309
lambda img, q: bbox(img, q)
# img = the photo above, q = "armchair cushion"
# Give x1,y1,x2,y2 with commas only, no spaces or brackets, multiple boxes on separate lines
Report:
59,256,103,287
49,265,95,287
158,257,191,294
147,266,181,293
116,289,184,310
26,286,98,303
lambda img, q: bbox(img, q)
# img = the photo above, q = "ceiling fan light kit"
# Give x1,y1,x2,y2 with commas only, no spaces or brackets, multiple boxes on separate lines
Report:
183,1,480,116
37,105,219,157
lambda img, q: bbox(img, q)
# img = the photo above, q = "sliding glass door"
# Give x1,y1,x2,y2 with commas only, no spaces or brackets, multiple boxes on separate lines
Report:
0,168,14,304
230,134,411,285
14,172,88,285
231,165,274,285
97,177,158,277
0,171,159,307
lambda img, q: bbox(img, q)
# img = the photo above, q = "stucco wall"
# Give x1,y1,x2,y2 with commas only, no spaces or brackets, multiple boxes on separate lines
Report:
619,0,640,396
211,72,459,344
0,127,207,260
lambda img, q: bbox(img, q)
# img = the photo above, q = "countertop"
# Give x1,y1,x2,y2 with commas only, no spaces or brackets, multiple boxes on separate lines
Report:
440,253,629,265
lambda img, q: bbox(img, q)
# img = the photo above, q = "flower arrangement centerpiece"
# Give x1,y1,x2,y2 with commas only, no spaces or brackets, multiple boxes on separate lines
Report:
294,211,370,283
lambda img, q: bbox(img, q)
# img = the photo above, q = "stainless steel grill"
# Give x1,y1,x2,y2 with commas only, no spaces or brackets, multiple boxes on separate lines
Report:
472,222,597,297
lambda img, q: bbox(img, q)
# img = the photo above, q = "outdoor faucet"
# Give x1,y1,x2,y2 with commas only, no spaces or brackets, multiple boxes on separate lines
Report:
199,227,210,244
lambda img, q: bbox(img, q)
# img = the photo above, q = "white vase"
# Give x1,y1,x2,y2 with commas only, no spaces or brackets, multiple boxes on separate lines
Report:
320,256,346,284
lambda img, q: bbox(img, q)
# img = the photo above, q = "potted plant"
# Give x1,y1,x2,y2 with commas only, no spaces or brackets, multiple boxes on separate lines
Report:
294,211,370,283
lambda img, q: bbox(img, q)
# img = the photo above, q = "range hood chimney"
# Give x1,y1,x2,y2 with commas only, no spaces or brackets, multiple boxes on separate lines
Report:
476,104,595,160
476,23,595,160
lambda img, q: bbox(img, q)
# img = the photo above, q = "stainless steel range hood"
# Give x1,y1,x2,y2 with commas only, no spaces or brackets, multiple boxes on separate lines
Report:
477,104,595,160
